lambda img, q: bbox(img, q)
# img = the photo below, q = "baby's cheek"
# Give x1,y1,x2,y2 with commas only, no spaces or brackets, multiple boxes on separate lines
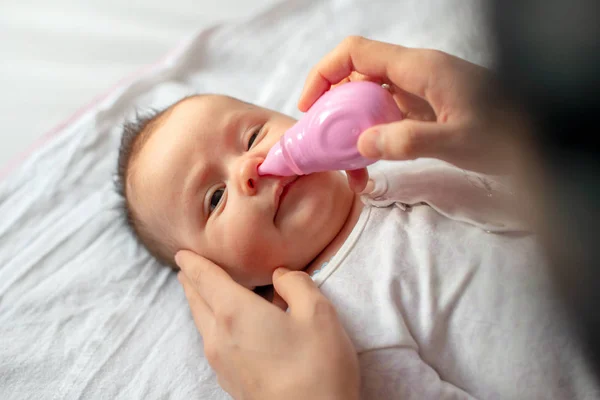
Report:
220,224,281,270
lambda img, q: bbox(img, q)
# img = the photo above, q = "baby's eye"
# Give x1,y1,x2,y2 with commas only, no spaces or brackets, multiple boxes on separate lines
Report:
209,188,225,212
247,126,262,150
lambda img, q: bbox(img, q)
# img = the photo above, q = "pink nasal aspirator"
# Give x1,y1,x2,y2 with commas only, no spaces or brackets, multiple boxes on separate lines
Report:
257,81,403,176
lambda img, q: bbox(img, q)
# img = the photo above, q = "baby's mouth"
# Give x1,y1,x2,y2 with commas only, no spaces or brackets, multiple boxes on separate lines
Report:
274,175,299,220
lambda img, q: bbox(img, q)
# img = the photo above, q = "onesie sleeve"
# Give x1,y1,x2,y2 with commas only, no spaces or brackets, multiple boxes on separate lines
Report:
362,159,529,233
359,347,478,400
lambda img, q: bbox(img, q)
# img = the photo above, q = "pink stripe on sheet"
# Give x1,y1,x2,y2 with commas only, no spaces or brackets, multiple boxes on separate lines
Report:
0,38,190,182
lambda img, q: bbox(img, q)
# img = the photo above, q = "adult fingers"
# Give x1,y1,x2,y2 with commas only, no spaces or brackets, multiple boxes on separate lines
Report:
345,168,369,193
175,250,253,313
357,120,468,164
298,36,436,111
272,268,334,320
331,71,382,90
178,272,213,335
389,85,437,122
270,289,288,311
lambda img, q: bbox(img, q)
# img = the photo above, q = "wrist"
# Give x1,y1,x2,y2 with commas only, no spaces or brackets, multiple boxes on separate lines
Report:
269,373,360,400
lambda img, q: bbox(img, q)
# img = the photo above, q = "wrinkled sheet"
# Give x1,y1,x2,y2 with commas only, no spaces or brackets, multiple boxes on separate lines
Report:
0,0,492,398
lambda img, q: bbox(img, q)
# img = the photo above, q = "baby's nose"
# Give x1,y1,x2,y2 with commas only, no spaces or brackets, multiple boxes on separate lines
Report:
238,156,262,196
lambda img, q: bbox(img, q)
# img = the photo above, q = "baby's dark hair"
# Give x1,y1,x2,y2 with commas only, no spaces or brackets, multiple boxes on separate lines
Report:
115,105,178,268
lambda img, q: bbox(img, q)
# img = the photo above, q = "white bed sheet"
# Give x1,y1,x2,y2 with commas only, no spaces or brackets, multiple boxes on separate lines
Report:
0,0,280,168
0,0,492,398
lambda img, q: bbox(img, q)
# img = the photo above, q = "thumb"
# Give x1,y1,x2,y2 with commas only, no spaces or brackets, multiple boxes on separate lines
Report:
357,120,464,163
272,267,326,318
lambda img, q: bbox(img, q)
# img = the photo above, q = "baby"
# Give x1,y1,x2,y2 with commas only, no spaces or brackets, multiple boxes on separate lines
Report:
117,94,358,288
116,94,598,399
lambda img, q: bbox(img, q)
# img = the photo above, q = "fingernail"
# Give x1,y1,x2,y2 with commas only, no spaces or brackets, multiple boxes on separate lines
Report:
360,129,383,158
273,267,291,280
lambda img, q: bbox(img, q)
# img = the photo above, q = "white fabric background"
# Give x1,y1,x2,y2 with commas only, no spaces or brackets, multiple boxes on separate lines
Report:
0,0,494,398
0,0,280,168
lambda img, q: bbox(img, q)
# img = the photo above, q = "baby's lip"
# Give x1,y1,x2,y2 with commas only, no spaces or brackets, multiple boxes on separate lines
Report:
273,175,299,220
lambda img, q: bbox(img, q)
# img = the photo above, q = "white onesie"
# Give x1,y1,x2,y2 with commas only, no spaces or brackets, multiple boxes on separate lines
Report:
311,159,599,400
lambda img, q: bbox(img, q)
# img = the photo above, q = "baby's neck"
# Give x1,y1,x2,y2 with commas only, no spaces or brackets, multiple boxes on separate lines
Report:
304,193,364,277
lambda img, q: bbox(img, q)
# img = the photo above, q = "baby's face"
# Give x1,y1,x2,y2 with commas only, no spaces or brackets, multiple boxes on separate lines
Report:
129,95,355,287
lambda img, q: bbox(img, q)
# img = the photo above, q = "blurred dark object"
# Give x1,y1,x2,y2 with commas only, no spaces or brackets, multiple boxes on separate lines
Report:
489,0,600,372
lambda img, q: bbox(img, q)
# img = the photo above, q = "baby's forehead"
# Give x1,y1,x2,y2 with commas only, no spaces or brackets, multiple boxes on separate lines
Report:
160,95,261,143
130,94,255,210
170,94,253,115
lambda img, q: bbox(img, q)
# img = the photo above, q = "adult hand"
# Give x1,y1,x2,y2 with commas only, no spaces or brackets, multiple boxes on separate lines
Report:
175,250,360,400
299,36,522,175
